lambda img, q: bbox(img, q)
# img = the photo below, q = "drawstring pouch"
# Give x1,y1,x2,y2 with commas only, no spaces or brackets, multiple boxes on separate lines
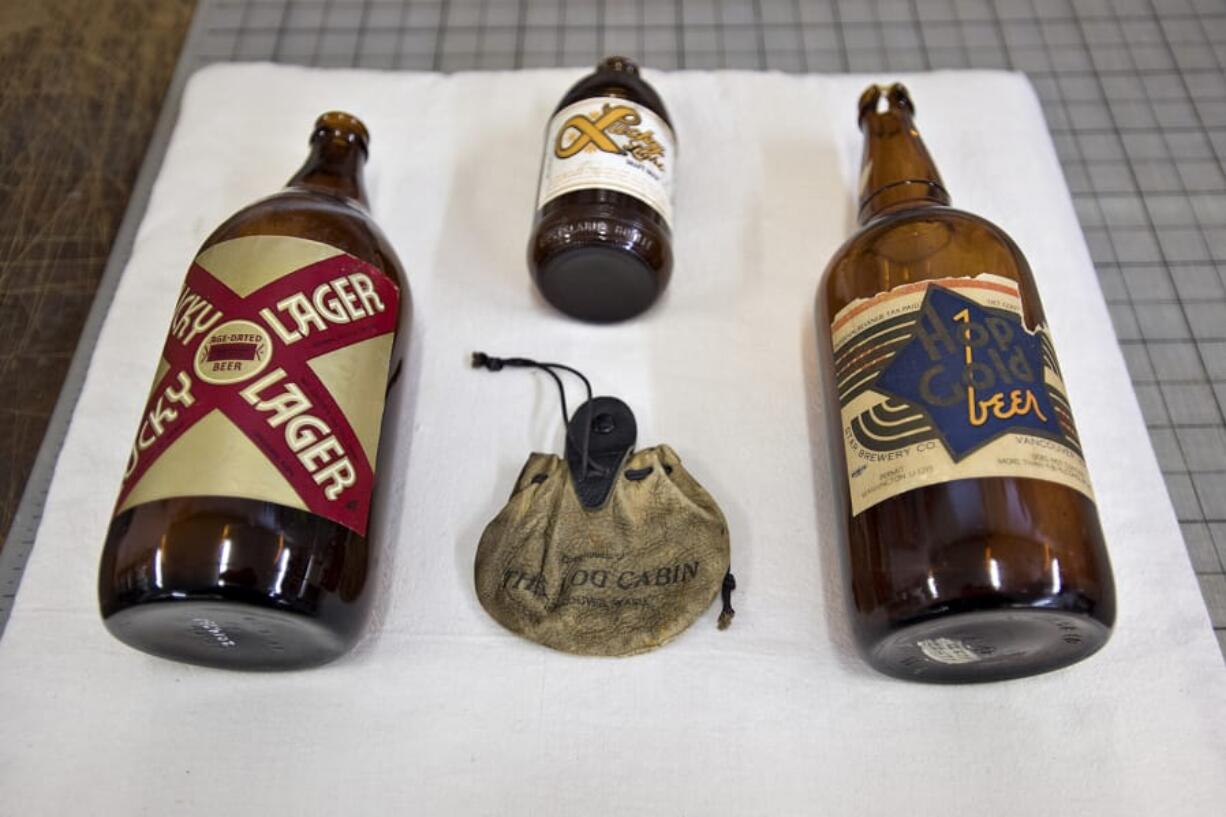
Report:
471,353,735,657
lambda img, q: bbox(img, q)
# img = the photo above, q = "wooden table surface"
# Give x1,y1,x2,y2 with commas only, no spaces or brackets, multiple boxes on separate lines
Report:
0,0,195,547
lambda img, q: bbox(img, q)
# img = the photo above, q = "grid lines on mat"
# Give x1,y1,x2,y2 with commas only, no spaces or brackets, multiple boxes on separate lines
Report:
181,0,1226,660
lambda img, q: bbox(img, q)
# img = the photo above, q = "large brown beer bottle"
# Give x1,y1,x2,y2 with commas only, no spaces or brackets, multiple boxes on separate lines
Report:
816,84,1115,683
528,56,674,322
98,112,407,670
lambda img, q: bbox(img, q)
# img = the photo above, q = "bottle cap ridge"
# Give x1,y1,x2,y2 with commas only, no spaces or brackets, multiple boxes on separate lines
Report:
312,111,370,156
857,83,915,126
600,55,640,74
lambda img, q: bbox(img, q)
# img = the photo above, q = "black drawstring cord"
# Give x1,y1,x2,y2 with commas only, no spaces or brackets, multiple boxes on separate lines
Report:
471,352,607,478
473,352,572,429
718,571,736,630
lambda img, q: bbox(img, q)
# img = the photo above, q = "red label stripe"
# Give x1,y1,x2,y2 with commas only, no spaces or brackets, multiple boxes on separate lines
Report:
116,250,399,536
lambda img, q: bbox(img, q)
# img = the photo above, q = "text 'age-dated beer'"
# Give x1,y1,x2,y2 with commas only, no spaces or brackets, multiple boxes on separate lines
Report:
816,84,1116,683
98,112,409,670
528,56,675,322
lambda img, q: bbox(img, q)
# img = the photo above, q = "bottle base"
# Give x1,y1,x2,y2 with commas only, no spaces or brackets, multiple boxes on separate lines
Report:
865,608,1112,684
102,598,353,671
536,245,661,323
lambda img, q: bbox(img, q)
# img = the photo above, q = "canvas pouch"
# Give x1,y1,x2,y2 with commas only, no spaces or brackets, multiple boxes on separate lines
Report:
475,444,731,656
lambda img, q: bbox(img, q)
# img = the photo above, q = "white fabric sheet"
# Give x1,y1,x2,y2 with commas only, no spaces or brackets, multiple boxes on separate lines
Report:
1,65,1224,816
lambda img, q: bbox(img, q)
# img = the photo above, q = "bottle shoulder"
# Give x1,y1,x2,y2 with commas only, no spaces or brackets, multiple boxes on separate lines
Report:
819,206,1041,323
556,74,672,127
203,189,408,292
825,207,1018,266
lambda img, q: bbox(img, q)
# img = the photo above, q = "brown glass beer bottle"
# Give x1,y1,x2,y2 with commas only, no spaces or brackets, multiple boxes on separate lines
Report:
98,112,408,670
816,84,1116,682
528,56,675,322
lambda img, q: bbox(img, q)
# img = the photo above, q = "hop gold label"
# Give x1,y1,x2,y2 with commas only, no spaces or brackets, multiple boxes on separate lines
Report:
537,96,675,225
831,273,1093,516
115,235,399,535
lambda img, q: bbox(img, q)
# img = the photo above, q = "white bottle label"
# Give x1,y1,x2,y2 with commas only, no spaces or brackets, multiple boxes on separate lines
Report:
536,96,675,226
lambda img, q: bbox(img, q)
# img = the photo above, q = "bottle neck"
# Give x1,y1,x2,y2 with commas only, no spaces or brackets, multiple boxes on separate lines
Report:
856,84,950,225
286,131,369,208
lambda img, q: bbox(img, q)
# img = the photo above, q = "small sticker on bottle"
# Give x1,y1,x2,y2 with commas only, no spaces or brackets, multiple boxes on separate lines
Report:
536,96,675,226
830,273,1093,516
917,637,982,665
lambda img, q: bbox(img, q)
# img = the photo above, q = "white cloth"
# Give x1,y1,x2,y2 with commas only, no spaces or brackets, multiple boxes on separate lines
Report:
1,65,1223,816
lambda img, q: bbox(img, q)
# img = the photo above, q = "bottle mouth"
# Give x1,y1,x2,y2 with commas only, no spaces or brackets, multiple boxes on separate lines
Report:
600,55,640,74
858,82,914,125
311,111,370,155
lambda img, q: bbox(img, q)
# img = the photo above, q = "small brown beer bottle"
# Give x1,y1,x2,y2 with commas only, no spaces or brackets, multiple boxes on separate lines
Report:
528,56,675,322
98,112,408,670
816,84,1116,683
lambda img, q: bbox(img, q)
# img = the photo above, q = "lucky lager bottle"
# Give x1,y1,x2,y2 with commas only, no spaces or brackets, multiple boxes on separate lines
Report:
528,56,675,322
816,84,1116,683
98,112,407,670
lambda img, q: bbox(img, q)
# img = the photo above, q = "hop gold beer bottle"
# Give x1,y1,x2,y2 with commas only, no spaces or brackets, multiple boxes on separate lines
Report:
817,85,1116,682
528,56,675,322
98,113,408,670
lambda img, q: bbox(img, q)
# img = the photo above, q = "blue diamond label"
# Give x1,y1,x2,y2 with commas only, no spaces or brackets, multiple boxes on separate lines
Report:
830,274,1093,516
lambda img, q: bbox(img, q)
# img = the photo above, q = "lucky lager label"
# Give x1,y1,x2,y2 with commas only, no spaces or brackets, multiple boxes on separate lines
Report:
115,234,400,536
830,273,1093,516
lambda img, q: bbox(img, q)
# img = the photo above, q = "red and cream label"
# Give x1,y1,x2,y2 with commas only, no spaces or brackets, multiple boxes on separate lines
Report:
115,235,400,536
